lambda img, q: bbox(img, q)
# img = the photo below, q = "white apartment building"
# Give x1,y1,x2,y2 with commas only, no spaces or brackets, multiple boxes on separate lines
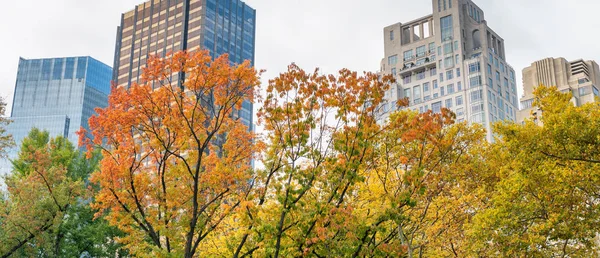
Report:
379,0,519,142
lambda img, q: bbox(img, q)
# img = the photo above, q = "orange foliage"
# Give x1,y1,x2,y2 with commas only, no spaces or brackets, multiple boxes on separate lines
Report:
82,50,262,257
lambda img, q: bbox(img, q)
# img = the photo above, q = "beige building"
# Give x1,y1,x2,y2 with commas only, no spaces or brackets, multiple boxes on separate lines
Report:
379,0,519,142
518,58,600,123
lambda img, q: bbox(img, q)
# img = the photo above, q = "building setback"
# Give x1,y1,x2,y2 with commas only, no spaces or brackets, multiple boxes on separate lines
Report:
379,0,519,142
113,0,255,129
3,56,111,176
518,57,600,123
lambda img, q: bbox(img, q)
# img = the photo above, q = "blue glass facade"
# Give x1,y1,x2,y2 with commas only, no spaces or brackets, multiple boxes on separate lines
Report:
114,0,255,131
7,56,112,157
203,0,256,129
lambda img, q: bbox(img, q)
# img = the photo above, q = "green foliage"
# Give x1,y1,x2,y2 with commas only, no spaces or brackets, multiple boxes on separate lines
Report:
0,128,126,257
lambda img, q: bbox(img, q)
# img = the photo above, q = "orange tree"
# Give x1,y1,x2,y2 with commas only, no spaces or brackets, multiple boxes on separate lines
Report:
82,50,261,257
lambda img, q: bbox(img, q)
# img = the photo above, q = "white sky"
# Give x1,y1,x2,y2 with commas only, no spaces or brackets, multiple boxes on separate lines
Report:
1,0,600,119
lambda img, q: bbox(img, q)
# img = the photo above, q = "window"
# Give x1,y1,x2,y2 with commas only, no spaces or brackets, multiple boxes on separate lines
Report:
488,78,493,88
391,68,397,77
456,95,463,106
440,73,444,82
424,95,431,101
494,57,499,68
423,21,431,38
403,75,412,84
402,27,411,44
447,83,455,94
433,80,438,89
416,45,426,57
430,67,437,76
416,70,426,80
41,59,52,80
456,68,461,77
437,46,442,56
64,58,75,79
470,89,483,102
423,82,430,92
76,57,87,79
579,86,591,96
440,15,453,41
404,88,411,99
434,93,439,98
413,25,421,41
504,78,509,89
487,64,492,74
454,40,459,51
446,70,454,80
429,42,436,53
456,107,464,116
471,103,484,113
448,0,452,8
457,81,462,91
390,30,395,41
496,71,500,82
403,50,413,61
388,55,398,65
414,85,422,101
444,42,453,54
444,57,454,68
455,55,460,64
578,78,589,84
500,63,505,73
432,101,442,113
594,86,600,96
52,58,63,80
416,58,426,66
441,86,445,96
469,62,481,74
470,76,482,88
445,98,453,108
438,0,441,12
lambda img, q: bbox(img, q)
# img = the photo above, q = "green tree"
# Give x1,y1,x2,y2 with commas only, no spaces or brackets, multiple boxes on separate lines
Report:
0,129,125,257
467,85,600,257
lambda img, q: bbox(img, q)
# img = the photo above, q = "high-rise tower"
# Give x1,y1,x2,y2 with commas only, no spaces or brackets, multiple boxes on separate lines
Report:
113,0,256,129
379,0,519,142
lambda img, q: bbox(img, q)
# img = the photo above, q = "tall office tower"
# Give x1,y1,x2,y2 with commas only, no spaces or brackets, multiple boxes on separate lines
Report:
113,0,256,129
379,0,519,142
2,57,111,175
518,58,600,123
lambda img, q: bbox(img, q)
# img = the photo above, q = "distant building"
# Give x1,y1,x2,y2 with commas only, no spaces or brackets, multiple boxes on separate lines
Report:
2,57,111,175
518,58,600,123
113,0,255,129
379,0,519,142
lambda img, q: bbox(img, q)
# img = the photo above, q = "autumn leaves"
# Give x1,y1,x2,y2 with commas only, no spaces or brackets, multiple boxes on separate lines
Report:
5,50,599,257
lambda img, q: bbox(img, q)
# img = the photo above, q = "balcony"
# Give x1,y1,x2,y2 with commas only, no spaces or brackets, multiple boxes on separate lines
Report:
399,55,436,77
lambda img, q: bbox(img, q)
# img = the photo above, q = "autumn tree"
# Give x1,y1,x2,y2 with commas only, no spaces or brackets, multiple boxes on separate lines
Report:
467,85,600,256
0,129,83,257
83,50,261,257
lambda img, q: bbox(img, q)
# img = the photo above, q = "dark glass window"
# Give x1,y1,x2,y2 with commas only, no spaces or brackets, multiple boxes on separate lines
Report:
76,57,87,79
64,58,75,79
41,59,52,80
53,58,64,80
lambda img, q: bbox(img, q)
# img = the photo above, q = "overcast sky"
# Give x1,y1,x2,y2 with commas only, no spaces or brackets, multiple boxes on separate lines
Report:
1,0,600,117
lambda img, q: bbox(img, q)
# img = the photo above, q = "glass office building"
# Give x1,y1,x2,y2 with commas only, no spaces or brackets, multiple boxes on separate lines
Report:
113,0,256,129
7,56,111,157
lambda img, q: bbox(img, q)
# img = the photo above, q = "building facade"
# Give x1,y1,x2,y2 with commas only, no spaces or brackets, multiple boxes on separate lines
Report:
518,58,600,123
3,56,111,174
379,0,519,142
113,0,255,129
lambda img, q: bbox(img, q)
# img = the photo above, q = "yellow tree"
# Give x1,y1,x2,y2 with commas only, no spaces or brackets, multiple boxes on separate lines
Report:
83,50,261,257
227,64,393,257
467,85,600,256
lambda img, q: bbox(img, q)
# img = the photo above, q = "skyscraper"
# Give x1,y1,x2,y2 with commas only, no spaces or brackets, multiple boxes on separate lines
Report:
518,57,600,123
379,0,519,142
113,0,256,129
5,56,111,163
